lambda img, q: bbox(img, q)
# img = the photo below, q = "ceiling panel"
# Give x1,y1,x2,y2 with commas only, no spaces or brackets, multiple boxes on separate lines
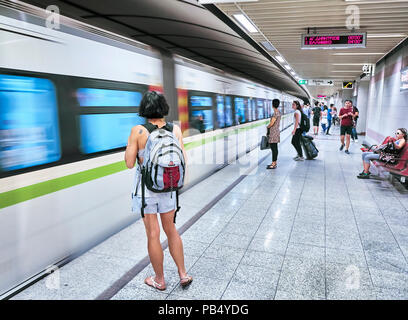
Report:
217,0,408,99
15,0,308,99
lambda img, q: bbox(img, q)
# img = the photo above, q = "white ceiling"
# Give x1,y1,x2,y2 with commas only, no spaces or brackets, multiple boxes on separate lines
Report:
216,0,408,99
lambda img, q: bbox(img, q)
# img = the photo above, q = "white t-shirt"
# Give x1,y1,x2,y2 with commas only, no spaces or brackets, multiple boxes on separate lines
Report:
294,110,301,129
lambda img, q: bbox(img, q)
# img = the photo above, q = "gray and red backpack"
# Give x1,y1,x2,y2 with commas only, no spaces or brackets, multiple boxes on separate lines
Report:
140,122,185,223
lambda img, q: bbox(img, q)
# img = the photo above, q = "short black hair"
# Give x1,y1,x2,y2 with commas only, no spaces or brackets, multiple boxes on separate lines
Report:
345,99,353,104
272,99,280,108
139,91,169,119
314,101,319,106
330,103,334,107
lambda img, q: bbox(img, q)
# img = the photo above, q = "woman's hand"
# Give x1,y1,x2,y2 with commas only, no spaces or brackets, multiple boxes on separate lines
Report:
292,129,296,136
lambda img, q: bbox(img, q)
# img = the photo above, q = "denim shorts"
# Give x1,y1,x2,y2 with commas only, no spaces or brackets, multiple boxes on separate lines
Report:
132,191,176,214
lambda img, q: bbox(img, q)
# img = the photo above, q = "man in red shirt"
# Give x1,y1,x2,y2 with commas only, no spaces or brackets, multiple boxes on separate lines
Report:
339,100,354,154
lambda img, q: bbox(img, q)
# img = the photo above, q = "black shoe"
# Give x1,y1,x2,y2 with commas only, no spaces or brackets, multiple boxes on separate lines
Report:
357,173,370,179
340,144,345,151
359,171,371,176
345,150,350,154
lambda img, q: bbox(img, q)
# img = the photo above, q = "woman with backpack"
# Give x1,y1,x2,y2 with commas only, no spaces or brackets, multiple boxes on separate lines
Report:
292,100,305,161
125,91,193,290
266,98,281,169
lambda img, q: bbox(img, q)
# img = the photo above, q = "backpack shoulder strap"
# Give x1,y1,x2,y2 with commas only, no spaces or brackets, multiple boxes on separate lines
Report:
143,122,158,133
164,122,174,133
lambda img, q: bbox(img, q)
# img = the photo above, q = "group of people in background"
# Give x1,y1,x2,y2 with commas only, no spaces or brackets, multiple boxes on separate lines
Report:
266,98,362,168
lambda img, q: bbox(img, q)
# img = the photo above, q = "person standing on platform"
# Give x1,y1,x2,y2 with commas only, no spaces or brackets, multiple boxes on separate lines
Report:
351,105,359,142
291,100,304,161
321,105,328,134
326,104,333,135
339,100,354,154
312,101,321,135
266,98,281,169
125,91,193,291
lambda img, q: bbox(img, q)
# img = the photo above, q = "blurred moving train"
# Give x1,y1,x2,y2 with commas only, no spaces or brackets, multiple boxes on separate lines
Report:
0,4,303,296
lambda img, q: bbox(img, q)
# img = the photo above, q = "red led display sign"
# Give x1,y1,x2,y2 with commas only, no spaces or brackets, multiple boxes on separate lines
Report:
301,33,366,49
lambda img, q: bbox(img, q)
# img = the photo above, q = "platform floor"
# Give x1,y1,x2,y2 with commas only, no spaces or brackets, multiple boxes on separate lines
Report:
13,126,408,300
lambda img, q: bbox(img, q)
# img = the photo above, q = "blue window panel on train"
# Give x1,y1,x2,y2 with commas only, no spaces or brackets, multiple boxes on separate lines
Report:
251,99,256,121
191,110,213,131
225,96,233,127
190,96,213,107
77,88,143,107
0,75,61,171
80,113,145,154
234,97,246,124
216,95,225,128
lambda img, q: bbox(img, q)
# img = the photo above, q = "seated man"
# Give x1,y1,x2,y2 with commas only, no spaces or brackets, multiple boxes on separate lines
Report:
358,128,407,179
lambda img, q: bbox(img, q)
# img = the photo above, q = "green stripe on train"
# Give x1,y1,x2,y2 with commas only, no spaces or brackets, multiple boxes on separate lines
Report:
0,161,127,209
0,119,272,209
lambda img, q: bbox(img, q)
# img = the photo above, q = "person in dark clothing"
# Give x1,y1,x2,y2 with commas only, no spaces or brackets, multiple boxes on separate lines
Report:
351,105,359,142
192,114,205,133
291,100,304,161
312,101,321,135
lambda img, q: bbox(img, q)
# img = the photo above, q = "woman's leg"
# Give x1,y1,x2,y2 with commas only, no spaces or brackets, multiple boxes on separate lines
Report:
142,214,165,286
271,143,278,162
160,210,190,282
363,153,380,173
293,129,303,157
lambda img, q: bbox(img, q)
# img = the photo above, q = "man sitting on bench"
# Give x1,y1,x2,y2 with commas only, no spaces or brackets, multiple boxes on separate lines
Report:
358,128,407,179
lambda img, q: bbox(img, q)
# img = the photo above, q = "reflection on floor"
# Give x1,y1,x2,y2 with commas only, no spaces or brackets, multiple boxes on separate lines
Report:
114,127,408,300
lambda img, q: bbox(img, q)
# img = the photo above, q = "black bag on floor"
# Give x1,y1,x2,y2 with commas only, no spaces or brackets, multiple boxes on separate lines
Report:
301,135,319,160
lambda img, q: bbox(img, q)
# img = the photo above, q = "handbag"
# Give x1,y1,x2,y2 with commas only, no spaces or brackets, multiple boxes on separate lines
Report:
260,135,270,150
260,128,270,150
379,141,399,164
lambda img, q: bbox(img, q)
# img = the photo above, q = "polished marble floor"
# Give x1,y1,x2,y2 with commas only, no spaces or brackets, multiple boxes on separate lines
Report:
113,128,408,300
12,126,408,300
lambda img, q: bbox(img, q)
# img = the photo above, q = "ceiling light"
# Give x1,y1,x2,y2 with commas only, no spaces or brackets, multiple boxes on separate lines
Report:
260,41,276,51
275,56,285,63
290,71,296,75
232,14,258,33
284,65,291,70
367,34,407,38
332,53,384,56
199,0,258,3
344,0,408,3
332,63,366,66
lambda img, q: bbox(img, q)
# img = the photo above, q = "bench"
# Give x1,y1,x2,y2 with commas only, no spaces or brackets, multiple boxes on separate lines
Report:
368,137,408,186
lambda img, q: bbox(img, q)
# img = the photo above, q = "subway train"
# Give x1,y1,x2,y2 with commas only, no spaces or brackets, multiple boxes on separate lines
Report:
0,6,303,296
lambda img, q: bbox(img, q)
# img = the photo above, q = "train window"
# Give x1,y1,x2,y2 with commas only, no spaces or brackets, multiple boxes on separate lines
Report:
189,95,214,133
0,74,61,171
249,99,256,122
216,95,225,129
76,88,145,154
79,113,145,154
256,99,265,120
191,110,213,131
77,88,142,107
225,96,233,127
190,96,212,107
234,97,247,124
